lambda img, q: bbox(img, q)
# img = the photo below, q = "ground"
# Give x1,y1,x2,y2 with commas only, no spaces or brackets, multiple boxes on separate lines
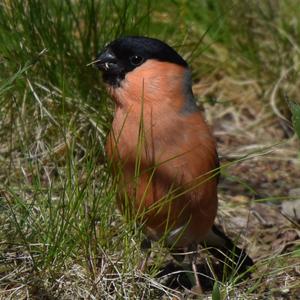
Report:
198,76,300,299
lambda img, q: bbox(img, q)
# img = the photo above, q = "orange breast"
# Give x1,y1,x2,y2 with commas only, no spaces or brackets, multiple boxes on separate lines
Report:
105,61,218,248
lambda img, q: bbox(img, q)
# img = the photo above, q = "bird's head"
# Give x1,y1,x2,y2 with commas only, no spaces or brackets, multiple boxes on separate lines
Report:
95,36,188,87
94,36,196,113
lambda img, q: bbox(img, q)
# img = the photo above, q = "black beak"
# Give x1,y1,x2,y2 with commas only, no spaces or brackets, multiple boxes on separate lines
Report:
95,49,117,71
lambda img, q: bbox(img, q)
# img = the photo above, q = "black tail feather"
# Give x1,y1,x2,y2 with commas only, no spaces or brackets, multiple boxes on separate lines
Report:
202,225,254,276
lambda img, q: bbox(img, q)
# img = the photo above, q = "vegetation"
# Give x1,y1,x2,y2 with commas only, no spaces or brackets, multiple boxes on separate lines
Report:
0,0,299,298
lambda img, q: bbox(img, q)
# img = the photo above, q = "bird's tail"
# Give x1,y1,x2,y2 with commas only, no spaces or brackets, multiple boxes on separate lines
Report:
202,225,254,276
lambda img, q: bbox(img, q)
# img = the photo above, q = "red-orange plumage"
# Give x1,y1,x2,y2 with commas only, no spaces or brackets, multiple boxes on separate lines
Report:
105,60,218,248
96,37,253,283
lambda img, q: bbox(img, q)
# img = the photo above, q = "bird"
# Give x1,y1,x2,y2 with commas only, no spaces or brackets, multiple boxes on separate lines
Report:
94,36,253,290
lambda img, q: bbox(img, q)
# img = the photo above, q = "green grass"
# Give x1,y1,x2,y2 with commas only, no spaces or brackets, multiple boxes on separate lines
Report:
1,0,300,298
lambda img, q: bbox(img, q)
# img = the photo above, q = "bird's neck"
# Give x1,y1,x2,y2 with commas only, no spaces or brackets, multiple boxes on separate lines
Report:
107,60,196,114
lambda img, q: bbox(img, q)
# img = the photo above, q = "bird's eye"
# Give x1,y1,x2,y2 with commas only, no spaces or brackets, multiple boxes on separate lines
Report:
129,55,144,66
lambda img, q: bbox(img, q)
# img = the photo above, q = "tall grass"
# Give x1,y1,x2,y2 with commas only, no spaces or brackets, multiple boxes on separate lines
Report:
0,1,154,298
0,0,299,298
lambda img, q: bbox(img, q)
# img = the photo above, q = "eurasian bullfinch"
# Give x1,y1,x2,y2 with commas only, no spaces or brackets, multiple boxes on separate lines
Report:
94,36,253,289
